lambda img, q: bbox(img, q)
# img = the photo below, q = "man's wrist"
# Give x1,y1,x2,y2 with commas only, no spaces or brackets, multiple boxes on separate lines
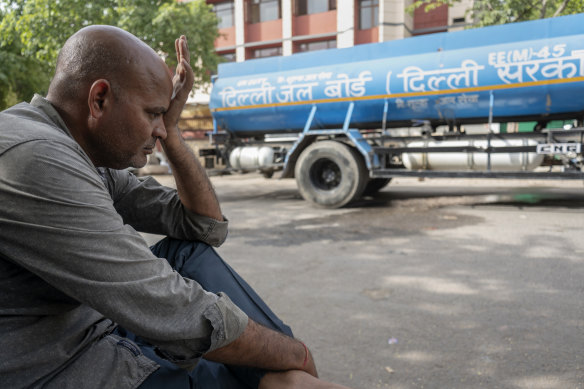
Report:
295,339,318,377
294,339,312,372
162,125,182,145
161,127,189,158
300,341,309,368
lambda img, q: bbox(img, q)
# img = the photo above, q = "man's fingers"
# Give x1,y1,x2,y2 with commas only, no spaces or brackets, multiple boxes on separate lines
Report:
167,58,194,116
181,36,190,65
170,35,193,100
179,60,186,82
174,36,190,66
180,58,194,91
164,36,194,128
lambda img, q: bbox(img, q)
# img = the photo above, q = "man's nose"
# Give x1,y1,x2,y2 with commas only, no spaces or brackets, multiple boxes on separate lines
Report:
153,118,167,140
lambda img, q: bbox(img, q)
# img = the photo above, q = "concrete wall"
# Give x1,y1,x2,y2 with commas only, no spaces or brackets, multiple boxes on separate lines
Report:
449,0,474,32
337,0,355,48
379,0,413,41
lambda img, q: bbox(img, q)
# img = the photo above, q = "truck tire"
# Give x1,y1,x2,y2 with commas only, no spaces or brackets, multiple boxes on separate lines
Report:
363,178,392,196
295,141,368,208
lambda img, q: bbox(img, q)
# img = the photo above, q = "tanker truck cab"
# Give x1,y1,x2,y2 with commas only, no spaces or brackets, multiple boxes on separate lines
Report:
208,14,584,208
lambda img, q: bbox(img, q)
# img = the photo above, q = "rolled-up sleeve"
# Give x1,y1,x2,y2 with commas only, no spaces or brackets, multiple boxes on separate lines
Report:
104,169,228,247
0,140,246,367
154,292,248,369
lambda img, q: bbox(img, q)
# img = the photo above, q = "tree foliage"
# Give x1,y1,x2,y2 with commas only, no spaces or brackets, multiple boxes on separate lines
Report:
0,0,220,110
408,0,584,28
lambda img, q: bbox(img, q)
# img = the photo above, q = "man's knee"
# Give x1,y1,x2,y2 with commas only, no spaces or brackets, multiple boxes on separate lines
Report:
151,237,217,272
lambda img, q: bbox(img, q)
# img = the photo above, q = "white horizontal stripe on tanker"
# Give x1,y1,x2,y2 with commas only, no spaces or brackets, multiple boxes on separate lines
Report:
212,76,584,112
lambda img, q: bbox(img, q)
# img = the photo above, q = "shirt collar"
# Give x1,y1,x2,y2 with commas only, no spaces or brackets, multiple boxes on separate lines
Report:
30,94,102,174
30,94,75,140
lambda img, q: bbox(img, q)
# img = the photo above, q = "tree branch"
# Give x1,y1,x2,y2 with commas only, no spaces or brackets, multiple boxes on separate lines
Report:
540,0,549,19
553,0,571,16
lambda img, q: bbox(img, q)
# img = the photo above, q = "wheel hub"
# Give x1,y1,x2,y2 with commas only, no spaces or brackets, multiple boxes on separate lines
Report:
310,158,341,190
322,168,337,184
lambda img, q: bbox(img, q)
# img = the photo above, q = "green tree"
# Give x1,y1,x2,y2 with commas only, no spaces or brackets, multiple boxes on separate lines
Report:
122,0,221,84
0,3,51,108
0,0,220,110
408,0,584,28
0,40,52,110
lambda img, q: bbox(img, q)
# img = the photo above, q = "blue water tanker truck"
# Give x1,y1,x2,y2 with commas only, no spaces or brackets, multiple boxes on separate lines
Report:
207,14,584,208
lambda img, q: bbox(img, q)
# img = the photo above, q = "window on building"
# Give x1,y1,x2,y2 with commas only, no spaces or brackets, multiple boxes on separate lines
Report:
453,17,466,24
297,39,336,53
296,0,336,15
213,1,235,29
358,0,379,30
250,46,283,58
220,52,236,62
248,0,281,23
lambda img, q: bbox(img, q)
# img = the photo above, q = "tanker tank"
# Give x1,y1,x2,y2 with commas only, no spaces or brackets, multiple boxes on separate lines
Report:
210,14,584,138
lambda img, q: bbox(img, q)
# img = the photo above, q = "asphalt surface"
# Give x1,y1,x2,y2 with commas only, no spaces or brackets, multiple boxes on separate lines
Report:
149,174,584,389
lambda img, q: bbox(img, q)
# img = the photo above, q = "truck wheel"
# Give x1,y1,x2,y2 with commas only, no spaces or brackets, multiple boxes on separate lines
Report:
363,178,392,196
295,141,368,208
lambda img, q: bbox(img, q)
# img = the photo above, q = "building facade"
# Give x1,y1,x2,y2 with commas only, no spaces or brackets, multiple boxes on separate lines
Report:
206,0,473,62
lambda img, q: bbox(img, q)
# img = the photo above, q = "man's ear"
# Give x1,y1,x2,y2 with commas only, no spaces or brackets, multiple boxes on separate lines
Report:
88,79,112,120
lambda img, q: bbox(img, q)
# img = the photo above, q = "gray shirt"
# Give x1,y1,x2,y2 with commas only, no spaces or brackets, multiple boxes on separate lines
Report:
0,95,248,388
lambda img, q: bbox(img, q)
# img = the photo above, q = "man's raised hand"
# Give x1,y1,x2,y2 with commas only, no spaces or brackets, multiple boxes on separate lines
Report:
164,35,195,131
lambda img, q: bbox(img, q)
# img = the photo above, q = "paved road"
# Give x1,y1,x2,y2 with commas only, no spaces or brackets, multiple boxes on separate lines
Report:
151,174,584,389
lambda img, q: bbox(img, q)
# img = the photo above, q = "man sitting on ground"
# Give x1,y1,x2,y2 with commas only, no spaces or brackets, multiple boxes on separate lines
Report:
0,25,351,389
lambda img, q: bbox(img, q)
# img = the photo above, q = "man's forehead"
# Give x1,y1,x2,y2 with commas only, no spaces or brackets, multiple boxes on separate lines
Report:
129,63,173,106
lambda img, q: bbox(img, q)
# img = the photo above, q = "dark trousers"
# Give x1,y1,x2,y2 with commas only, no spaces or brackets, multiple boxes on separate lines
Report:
120,238,293,389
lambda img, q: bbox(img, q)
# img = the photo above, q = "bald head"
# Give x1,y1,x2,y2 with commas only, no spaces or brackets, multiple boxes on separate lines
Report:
48,25,166,104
